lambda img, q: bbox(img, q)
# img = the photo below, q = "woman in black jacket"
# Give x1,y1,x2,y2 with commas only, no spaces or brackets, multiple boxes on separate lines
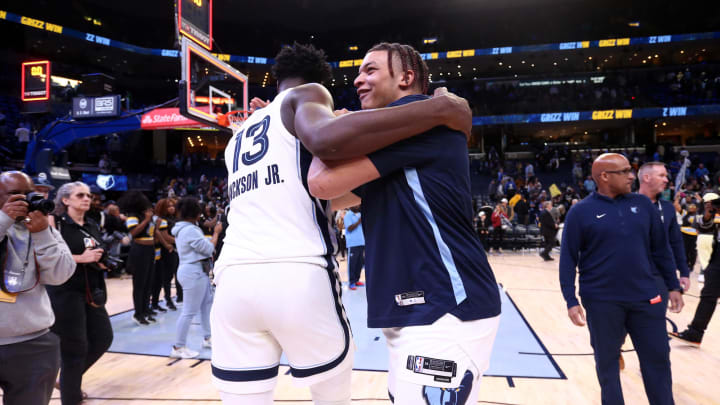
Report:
48,181,113,405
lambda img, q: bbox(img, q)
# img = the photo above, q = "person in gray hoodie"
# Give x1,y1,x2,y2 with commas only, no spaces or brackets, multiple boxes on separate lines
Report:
170,196,222,359
0,171,75,405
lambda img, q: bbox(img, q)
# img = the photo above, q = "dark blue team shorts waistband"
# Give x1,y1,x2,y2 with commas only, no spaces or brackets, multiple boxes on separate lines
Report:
212,364,279,382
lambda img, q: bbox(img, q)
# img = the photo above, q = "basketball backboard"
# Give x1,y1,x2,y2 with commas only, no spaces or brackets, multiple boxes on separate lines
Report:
179,37,248,132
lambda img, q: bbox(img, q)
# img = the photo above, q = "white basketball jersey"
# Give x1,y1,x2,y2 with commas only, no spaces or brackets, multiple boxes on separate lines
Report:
216,89,337,269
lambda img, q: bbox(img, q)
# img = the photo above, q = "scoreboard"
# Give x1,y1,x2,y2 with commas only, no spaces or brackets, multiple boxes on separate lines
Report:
178,0,212,50
21,60,51,101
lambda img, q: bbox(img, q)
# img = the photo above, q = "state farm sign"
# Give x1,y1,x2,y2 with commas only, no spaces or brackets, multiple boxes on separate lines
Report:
141,108,205,130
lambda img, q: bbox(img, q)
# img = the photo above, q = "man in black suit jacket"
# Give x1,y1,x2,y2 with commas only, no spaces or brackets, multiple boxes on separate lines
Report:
539,201,558,261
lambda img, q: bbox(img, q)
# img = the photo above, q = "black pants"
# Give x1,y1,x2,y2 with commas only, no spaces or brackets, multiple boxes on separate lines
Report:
348,245,365,284
541,232,556,257
682,234,697,271
169,250,182,301
48,288,113,405
690,264,720,333
152,247,177,306
337,233,346,259
583,298,674,405
0,332,60,405
478,231,489,252
128,243,156,318
492,227,504,251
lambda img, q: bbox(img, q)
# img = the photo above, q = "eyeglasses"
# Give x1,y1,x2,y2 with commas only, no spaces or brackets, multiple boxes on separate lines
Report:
604,168,634,175
74,192,91,199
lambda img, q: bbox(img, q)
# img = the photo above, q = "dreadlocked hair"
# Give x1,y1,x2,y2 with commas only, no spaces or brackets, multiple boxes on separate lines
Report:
271,42,333,85
368,42,429,94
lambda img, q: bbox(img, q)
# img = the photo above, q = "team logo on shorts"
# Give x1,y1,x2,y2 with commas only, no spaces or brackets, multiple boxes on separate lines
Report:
422,370,474,405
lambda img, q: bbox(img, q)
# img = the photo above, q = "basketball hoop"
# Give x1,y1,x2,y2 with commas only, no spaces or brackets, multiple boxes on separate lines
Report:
217,110,248,133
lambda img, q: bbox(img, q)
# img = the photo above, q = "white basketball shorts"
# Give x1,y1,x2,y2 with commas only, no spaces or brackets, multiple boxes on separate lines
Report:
383,313,501,405
210,261,355,394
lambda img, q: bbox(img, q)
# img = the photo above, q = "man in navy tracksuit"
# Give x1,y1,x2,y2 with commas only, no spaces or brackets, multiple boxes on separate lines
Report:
637,161,691,294
560,153,684,405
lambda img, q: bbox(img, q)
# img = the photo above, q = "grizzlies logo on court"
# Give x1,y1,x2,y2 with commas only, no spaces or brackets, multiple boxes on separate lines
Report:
422,370,474,405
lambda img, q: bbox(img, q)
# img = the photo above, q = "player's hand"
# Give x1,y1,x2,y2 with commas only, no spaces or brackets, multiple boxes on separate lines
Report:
432,87,472,139
2,194,29,221
669,291,684,313
144,208,154,221
679,277,691,292
249,97,270,113
77,248,104,264
567,305,586,326
214,221,223,235
333,108,350,117
24,210,49,233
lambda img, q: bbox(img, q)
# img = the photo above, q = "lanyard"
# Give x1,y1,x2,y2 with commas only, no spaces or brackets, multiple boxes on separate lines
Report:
1,234,39,294
657,201,664,224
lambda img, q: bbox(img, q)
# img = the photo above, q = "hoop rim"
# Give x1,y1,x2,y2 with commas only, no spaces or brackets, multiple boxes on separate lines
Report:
217,110,249,128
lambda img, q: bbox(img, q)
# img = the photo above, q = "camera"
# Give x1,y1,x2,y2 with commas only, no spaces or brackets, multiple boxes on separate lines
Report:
26,191,54,215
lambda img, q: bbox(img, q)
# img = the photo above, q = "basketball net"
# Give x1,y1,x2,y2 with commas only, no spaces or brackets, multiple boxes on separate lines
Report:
217,110,248,134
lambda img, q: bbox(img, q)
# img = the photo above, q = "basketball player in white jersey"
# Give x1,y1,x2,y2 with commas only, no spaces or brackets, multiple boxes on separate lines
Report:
211,43,472,405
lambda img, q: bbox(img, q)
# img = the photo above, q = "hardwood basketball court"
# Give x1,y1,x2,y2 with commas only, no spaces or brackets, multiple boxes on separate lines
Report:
31,252,719,404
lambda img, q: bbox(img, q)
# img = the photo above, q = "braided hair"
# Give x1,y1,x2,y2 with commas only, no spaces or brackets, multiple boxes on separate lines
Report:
367,42,429,94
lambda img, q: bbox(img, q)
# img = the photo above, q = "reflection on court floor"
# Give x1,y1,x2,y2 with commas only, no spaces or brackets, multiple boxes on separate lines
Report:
108,285,565,379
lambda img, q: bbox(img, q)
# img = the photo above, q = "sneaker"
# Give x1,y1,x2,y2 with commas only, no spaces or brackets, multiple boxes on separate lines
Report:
146,316,157,323
152,305,167,313
166,302,178,311
133,316,149,326
669,328,702,346
203,337,212,348
349,283,357,290
170,346,199,359
355,281,365,287
148,309,158,316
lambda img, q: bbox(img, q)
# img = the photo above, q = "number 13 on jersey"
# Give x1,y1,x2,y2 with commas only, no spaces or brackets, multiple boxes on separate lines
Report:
232,115,270,172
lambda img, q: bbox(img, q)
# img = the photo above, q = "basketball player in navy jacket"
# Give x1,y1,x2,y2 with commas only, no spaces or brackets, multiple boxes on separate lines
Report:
308,42,501,405
559,153,684,405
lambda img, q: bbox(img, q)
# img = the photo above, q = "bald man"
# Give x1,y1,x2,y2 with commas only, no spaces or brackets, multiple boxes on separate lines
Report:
559,154,683,405
0,171,75,405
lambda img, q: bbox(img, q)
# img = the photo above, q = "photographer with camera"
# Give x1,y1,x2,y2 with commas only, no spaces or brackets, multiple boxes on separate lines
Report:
672,192,720,345
48,182,113,405
0,171,75,405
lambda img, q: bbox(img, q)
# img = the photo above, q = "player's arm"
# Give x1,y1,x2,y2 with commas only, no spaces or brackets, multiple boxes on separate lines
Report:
284,83,471,160
330,193,361,212
308,156,379,200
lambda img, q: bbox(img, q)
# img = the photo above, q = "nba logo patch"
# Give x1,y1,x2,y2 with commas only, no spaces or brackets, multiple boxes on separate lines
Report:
415,356,424,372
83,237,95,249
631,206,638,214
